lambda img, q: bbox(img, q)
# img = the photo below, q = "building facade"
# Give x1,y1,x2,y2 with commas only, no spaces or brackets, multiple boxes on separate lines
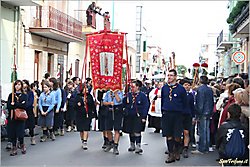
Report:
1,0,87,100
216,0,249,78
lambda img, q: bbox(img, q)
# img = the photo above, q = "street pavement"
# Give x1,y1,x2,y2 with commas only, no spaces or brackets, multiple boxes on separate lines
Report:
1,127,220,167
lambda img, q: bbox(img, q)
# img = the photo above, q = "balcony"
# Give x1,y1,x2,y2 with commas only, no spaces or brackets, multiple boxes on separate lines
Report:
1,0,42,6
230,4,249,38
29,6,83,43
216,30,238,51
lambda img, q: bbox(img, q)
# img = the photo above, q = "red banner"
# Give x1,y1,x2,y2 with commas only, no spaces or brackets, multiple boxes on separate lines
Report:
87,32,124,91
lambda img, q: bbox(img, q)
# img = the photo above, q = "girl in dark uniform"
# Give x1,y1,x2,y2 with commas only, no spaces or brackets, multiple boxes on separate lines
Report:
96,89,109,149
65,81,78,132
75,85,96,150
23,80,35,145
7,80,28,156
122,80,149,154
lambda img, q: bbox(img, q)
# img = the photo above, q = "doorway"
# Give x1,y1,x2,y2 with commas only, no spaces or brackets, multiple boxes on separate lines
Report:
34,50,42,81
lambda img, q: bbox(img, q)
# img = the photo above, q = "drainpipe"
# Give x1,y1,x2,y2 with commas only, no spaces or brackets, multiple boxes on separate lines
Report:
13,6,20,75
66,43,69,80
16,7,20,72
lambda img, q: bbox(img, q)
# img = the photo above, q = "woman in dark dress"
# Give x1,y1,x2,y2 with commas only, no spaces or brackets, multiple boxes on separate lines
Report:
75,85,96,150
7,80,28,156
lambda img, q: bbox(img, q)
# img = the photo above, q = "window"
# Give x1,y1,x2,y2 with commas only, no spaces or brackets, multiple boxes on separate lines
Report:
47,53,53,74
136,6,142,32
34,50,42,81
57,55,64,85
136,55,141,73
136,34,141,54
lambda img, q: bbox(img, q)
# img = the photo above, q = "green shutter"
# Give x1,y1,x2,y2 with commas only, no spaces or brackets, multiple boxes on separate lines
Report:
143,41,146,52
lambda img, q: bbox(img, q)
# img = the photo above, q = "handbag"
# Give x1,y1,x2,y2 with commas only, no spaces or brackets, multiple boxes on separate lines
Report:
14,108,28,121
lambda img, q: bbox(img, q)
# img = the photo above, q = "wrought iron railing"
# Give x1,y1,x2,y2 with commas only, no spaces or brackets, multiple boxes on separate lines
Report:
32,6,83,39
229,4,249,34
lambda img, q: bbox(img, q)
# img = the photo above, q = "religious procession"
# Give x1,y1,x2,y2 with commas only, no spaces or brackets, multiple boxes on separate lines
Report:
1,1,249,166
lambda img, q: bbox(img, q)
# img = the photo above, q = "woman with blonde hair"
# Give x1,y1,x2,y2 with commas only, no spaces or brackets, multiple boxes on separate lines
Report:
233,88,249,129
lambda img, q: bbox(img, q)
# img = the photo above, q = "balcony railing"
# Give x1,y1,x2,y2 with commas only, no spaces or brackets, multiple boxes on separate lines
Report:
216,30,238,51
229,4,249,34
32,6,82,39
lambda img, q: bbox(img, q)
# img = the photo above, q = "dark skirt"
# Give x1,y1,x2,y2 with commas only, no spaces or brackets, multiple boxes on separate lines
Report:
53,105,64,129
122,115,146,134
98,114,107,131
38,106,54,128
75,111,91,131
148,115,161,129
105,109,124,131
182,114,192,131
161,111,183,138
7,119,25,139
66,105,76,122
25,108,35,129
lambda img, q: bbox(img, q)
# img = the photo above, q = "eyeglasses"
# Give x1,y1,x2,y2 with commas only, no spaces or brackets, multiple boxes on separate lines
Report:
167,74,176,77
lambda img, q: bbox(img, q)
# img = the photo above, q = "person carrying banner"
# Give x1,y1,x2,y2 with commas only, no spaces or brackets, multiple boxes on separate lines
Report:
96,89,109,149
103,89,123,155
7,80,28,156
75,84,96,150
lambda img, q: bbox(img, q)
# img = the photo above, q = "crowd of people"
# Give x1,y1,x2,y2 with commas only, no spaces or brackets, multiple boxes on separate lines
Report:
3,70,249,166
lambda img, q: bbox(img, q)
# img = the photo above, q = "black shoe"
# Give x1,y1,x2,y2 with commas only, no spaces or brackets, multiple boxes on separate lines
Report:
165,150,168,154
104,142,113,152
165,153,175,163
154,129,160,133
128,142,135,152
183,148,188,158
10,147,17,156
113,144,119,155
102,139,108,149
135,144,143,154
102,144,107,149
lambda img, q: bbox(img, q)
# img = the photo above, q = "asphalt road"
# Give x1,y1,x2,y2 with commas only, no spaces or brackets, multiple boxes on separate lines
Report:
1,127,219,167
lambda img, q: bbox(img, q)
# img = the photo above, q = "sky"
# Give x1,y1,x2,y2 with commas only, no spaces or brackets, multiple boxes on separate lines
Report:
90,1,229,69
142,1,229,68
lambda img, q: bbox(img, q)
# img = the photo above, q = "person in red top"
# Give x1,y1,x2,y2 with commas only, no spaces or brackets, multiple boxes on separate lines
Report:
218,83,240,128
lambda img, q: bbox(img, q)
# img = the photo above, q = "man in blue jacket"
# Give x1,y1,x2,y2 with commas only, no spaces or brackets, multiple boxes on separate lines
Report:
191,76,214,154
161,69,187,163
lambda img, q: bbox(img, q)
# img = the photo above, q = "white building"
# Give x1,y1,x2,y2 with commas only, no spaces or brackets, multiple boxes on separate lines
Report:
1,0,87,100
